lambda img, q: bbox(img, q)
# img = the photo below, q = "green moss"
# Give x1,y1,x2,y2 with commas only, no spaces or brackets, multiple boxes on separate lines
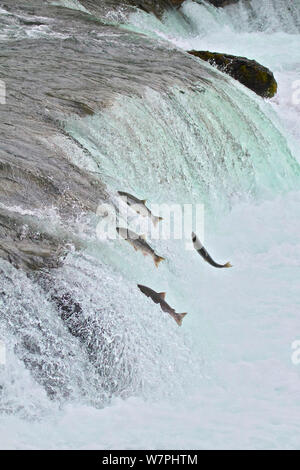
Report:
256,69,269,83
239,64,252,80
267,80,278,98
188,49,277,99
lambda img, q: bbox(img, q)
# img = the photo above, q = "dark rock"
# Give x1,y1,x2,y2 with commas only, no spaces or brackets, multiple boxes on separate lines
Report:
121,0,185,15
206,0,240,7
188,50,277,98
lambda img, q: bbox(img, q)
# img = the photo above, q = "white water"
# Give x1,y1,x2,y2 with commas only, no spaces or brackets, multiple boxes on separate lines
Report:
1,0,300,449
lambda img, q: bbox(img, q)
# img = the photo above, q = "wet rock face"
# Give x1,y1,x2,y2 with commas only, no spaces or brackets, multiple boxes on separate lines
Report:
0,208,67,271
188,50,277,98
130,0,185,8
81,0,184,18
206,0,240,7
120,0,236,13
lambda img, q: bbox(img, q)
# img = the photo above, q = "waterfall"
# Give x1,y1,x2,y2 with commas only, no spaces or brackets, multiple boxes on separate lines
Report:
0,0,299,449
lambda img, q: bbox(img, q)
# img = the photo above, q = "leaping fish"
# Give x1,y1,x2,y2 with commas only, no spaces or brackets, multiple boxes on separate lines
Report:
192,232,232,269
118,191,163,227
117,227,165,268
137,284,187,326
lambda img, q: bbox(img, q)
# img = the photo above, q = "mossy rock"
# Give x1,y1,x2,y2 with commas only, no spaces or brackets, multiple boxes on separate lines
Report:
188,50,277,98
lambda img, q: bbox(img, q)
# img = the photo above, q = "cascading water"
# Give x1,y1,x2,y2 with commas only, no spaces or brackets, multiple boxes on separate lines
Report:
0,0,299,449
130,0,300,153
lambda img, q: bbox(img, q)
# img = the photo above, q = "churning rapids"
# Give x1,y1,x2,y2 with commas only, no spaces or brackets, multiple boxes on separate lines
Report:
0,0,300,449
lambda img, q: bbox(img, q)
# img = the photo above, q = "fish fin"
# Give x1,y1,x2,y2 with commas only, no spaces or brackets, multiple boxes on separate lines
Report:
158,292,166,300
154,256,165,268
141,199,147,204
224,262,232,268
176,313,188,326
152,216,163,227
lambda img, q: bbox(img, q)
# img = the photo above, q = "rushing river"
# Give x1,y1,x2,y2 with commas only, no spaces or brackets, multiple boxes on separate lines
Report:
0,0,299,449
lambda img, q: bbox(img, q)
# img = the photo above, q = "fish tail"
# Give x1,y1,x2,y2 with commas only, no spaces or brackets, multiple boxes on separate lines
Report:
224,262,232,268
176,313,188,326
154,255,165,268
